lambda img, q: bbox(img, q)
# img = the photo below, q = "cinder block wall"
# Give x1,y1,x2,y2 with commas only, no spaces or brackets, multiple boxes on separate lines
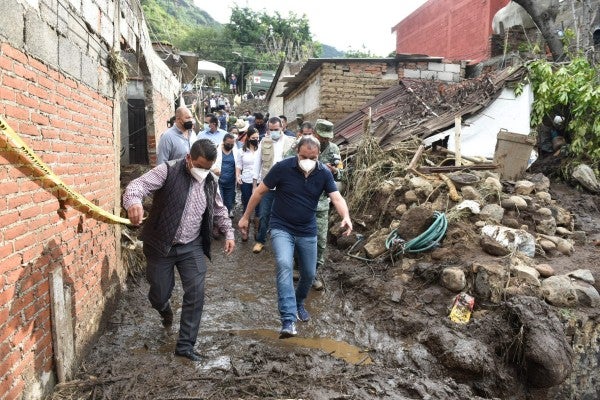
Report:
394,0,510,63
0,0,178,398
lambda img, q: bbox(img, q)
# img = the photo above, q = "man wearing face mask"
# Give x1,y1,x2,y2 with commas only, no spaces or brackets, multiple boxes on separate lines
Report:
197,115,227,147
285,121,315,158
251,116,296,253
123,139,235,362
157,106,197,164
249,112,267,141
239,137,352,338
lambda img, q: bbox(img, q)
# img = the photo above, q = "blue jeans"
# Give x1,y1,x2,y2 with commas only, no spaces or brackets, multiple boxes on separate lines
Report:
240,182,259,217
256,190,275,244
219,180,236,213
271,229,317,324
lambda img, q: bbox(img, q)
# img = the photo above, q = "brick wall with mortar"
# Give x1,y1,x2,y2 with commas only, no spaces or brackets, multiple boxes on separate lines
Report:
393,0,510,63
0,0,178,398
320,62,398,123
284,60,463,125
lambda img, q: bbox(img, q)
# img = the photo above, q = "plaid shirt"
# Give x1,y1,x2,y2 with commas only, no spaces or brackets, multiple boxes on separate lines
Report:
123,163,234,243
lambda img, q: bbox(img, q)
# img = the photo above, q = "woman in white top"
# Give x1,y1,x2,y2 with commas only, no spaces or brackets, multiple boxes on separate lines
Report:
235,127,260,241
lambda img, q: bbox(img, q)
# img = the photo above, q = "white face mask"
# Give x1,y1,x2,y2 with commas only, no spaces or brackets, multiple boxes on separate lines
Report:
270,130,281,140
190,167,210,182
298,159,316,173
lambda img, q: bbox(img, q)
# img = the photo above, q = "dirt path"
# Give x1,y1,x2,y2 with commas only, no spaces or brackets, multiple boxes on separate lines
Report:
47,181,600,400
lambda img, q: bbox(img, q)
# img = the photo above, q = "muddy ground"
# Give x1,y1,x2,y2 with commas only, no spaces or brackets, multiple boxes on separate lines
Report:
47,173,600,400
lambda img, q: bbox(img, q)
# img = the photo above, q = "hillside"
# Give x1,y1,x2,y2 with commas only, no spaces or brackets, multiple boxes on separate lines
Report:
141,0,220,45
141,0,344,58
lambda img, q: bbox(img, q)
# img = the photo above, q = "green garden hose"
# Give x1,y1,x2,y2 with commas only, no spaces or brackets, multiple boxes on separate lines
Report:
386,211,448,256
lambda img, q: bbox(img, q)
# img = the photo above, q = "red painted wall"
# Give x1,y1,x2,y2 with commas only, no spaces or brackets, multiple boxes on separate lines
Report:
393,0,509,63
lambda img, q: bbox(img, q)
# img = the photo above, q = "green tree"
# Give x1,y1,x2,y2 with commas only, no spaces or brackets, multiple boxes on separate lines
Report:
344,46,377,58
523,54,600,174
227,6,319,66
141,0,219,46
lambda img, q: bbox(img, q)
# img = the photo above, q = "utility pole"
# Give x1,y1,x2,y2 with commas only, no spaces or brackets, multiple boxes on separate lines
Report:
232,51,244,94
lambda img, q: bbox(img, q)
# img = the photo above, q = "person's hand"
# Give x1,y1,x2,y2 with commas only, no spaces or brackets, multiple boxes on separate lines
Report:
127,204,144,226
236,176,242,185
326,163,338,175
340,217,353,236
238,216,249,239
224,239,235,254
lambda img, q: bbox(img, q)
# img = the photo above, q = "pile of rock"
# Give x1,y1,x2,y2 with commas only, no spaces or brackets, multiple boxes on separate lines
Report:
339,170,600,309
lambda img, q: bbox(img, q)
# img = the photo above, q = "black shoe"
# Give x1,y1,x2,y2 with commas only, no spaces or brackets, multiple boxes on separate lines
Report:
159,304,173,327
175,348,202,362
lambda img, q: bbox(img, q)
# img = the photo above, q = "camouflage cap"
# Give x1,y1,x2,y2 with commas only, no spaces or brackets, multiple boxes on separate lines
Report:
315,119,334,138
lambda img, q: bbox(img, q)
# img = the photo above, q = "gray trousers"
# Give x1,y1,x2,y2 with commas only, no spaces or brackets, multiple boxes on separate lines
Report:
143,238,207,352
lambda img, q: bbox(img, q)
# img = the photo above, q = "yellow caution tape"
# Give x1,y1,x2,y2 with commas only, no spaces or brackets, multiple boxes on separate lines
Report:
0,116,131,225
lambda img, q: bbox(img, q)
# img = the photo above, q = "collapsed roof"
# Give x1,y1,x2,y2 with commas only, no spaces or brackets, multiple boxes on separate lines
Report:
333,66,528,154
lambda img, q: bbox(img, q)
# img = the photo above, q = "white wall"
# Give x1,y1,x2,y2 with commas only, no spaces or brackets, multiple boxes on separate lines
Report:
424,84,533,158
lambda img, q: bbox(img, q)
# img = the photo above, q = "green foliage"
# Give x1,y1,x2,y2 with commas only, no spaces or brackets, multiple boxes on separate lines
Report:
141,0,219,46
344,47,378,59
525,54,600,171
227,6,319,64
141,1,320,91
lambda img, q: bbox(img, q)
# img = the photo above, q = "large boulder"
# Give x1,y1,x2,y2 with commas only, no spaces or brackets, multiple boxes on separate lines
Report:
504,296,574,388
396,206,435,240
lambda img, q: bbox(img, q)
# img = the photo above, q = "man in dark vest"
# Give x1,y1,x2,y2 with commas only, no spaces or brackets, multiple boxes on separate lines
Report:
123,139,235,362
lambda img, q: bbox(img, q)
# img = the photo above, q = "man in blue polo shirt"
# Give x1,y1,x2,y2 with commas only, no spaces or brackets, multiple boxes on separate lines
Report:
238,137,353,338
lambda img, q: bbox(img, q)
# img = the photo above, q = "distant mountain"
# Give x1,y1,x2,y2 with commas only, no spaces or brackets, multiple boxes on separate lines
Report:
320,44,345,58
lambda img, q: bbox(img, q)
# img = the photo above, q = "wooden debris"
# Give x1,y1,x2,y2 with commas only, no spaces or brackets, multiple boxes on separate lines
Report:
418,164,498,173
433,146,492,164
439,173,462,202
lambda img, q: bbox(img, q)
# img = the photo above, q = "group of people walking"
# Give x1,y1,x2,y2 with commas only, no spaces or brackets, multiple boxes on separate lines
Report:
123,106,352,361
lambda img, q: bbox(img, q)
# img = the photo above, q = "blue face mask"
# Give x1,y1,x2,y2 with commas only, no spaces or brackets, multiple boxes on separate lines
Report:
270,130,281,140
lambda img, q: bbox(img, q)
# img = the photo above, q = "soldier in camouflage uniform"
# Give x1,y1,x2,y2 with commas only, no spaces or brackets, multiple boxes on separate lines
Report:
313,119,343,290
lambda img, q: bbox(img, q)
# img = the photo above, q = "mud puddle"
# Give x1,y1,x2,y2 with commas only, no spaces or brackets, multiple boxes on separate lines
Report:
233,329,373,365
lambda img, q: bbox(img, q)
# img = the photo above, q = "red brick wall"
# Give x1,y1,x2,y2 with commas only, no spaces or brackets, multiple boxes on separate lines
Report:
0,43,121,399
393,0,509,63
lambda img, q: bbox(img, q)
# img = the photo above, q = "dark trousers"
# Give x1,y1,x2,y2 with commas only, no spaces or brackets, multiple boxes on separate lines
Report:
143,239,207,352
219,180,236,213
256,190,275,244
240,182,259,217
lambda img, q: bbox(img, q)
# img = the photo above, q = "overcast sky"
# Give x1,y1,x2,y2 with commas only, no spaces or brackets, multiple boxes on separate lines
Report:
194,0,428,57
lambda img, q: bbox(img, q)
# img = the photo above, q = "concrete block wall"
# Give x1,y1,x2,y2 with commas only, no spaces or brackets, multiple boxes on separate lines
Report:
393,0,509,63
0,0,178,398
399,61,464,82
